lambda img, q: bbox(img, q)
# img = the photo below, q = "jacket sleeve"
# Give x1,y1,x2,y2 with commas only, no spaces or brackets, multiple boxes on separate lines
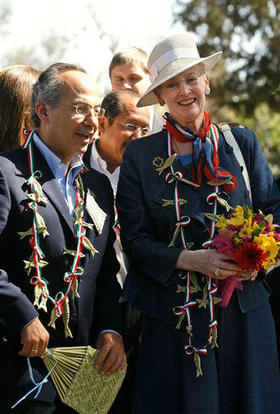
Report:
232,128,280,223
0,165,39,336
116,142,182,287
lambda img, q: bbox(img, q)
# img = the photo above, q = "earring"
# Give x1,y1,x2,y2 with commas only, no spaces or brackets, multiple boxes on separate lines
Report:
160,101,165,106
205,88,210,96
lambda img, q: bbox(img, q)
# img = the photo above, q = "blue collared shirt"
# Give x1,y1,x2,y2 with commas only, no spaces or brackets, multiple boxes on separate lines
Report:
33,133,84,215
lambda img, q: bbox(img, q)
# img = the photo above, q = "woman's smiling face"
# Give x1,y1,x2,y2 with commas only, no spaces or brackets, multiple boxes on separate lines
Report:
156,65,209,131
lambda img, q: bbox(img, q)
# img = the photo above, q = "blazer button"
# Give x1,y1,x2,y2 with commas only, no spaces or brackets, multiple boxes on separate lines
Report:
70,312,77,322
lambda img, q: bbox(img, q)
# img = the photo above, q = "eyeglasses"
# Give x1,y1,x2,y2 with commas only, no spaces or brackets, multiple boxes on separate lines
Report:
71,102,105,118
113,120,150,136
162,75,202,91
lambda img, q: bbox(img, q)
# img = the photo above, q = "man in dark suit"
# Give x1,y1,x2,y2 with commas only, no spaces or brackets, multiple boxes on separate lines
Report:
84,90,150,414
0,63,126,413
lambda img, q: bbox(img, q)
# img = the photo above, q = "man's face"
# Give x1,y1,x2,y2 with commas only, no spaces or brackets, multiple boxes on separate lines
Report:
36,70,100,164
110,63,151,96
99,95,150,168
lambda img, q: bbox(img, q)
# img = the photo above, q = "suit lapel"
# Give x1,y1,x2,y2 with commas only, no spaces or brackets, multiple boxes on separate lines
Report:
32,144,75,234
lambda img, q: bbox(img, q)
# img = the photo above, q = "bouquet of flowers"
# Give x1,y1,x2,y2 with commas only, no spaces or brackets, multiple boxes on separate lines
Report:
211,205,280,307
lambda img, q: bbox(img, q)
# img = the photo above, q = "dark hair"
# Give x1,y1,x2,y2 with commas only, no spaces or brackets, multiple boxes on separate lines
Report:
109,47,149,78
101,90,140,124
30,62,87,128
0,65,40,151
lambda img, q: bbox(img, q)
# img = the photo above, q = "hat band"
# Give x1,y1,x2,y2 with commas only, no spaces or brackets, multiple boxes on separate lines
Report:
150,46,200,81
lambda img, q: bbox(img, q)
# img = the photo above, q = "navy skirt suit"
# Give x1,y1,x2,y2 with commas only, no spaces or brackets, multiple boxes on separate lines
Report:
116,126,280,414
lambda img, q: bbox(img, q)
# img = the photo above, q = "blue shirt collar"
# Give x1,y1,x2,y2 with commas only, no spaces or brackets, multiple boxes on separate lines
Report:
33,132,84,183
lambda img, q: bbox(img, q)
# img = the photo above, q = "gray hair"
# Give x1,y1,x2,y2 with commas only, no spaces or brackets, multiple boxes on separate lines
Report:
31,62,86,128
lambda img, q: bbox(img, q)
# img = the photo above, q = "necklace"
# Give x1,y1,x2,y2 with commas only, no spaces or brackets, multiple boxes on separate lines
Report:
163,127,222,377
20,131,98,338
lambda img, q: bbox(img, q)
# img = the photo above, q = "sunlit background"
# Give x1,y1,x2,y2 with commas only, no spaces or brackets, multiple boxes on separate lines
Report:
1,0,279,173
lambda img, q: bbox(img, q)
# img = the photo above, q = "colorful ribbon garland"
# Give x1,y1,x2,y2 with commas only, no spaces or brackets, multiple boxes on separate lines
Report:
22,131,97,337
164,128,220,376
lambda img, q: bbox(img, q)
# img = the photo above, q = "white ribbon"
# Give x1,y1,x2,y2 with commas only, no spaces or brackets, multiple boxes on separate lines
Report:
150,46,199,81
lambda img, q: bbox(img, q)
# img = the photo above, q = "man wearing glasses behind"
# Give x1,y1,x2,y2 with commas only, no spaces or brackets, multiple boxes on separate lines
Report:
83,90,150,413
85,90,150,197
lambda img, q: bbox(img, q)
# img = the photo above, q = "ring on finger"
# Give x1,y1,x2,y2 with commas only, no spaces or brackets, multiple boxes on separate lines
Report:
214,267,221,277
31,347,38,353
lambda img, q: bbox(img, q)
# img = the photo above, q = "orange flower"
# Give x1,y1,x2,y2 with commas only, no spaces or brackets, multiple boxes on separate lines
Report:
233,242,267,271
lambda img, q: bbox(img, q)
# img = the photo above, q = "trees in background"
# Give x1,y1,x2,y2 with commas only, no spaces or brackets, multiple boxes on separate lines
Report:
175,0,280,173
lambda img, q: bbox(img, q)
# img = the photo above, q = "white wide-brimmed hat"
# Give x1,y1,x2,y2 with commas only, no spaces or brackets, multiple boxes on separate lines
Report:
137,33,222,107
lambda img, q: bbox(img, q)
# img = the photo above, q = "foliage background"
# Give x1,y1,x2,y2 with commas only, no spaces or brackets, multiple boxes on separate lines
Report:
174,0,280,175
0,0,279,174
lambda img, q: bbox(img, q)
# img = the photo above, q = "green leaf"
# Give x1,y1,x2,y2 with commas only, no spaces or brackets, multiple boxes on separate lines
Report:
176,285,186,294
175,313,185,330
18,228,33,239
155,153,177,175
204,213,220,222
82,236,99,257
207,177,233,186
216,196,232,212
197,285,208,309
194,353,203,377
62,298,73,339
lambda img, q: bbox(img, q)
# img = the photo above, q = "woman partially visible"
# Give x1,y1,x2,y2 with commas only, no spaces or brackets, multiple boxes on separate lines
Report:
0,65,40,152
117,33,280,414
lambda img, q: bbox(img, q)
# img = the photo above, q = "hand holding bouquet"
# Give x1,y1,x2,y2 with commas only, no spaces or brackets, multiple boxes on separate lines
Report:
211,205,280,307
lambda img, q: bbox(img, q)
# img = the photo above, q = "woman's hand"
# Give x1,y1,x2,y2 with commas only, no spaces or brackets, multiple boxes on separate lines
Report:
176,249,252,280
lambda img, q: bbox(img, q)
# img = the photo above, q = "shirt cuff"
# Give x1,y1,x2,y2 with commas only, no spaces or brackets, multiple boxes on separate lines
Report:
98,329,122,338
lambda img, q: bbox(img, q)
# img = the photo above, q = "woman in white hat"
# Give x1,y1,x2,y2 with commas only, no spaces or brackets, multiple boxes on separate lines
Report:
116,33,280,413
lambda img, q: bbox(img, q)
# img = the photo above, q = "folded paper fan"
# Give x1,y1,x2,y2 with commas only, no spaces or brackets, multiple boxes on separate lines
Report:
41,346,127,414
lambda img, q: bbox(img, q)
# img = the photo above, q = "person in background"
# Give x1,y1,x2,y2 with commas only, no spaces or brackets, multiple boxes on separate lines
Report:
0,62,125,414
109,47,150,96
0,65,40,151
117,33,280,414
83,89,150,413
109,47,163,133
84,89,150,197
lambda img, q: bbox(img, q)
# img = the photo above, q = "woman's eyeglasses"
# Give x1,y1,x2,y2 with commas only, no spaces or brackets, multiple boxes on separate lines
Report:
162,75,201,91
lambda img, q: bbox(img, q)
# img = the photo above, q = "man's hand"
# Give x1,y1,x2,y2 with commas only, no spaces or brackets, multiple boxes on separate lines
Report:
18,317,50,358
95,332,126,376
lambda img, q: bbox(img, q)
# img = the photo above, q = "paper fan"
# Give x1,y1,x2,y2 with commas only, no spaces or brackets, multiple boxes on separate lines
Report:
41,346,127,414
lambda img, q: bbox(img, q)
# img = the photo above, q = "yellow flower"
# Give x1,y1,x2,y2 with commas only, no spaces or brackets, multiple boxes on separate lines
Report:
238,218,259,239
227,216,246,227
216,215,228,231
253,234,279,268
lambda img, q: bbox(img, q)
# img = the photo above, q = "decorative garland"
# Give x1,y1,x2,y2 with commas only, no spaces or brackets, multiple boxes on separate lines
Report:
20,131,99,338
158,126,232,377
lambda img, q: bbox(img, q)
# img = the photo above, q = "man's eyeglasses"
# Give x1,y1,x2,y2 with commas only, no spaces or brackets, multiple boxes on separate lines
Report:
113,120,150,136
71,102,105,118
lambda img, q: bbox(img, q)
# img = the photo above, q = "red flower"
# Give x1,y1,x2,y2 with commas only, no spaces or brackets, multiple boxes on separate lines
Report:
233,242,267,271
274,232,280,242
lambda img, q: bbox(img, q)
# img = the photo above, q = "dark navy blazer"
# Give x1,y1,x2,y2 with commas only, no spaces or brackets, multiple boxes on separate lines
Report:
0,144,122,405
117,127,280,326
